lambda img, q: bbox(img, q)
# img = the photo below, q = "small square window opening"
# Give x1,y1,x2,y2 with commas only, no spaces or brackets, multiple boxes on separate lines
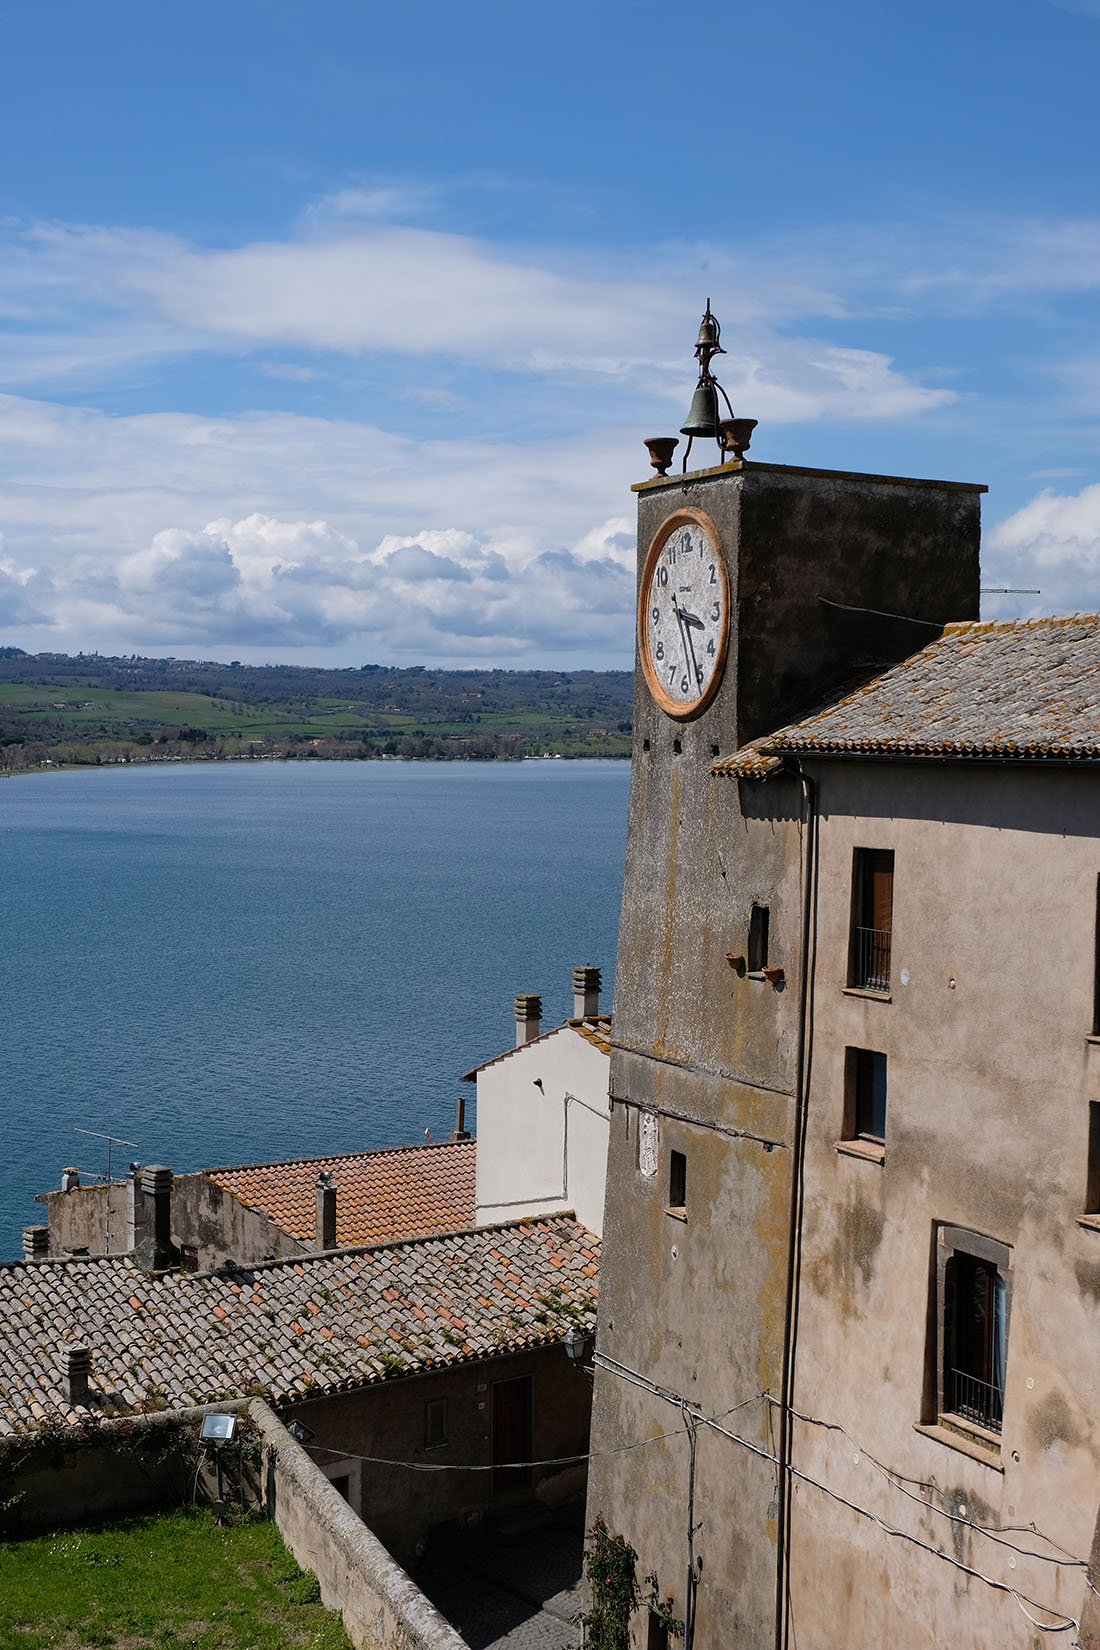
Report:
748,904,770,973
1086,1102,1100,1215
668,1150,687,1212
845,1048,887,1143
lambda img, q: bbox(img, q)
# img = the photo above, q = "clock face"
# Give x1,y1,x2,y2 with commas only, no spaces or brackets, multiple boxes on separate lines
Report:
638,508,730,719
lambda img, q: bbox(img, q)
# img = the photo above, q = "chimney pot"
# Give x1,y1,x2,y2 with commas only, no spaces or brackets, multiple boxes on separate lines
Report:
315,1177,337,1250
22,1225,49,1263
514,993,542,1046
61,1344,92,1406
572,964,602,1020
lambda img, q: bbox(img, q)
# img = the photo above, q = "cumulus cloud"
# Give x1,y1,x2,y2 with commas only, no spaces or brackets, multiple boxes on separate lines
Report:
3,508,636,662
983,483,1100,618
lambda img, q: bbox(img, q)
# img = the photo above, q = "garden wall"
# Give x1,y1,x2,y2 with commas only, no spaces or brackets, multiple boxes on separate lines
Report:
250,1399,468,1650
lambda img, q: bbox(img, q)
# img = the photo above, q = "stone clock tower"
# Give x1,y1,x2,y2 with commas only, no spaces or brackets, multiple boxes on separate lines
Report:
586,322,983,1648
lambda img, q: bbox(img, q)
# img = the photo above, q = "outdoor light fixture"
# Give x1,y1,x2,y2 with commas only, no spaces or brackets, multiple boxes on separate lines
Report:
200,1412,238,1444
564,1326,585,1366
285,1417,315,1445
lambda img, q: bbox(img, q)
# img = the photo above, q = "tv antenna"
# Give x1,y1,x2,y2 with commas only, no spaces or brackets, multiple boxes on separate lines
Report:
74,1128,139,1255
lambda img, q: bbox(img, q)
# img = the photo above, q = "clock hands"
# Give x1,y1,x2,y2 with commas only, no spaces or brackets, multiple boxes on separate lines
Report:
670,596,694,681
679,607,704,687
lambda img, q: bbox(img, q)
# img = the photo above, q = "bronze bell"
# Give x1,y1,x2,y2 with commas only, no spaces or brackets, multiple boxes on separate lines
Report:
680,381,719,439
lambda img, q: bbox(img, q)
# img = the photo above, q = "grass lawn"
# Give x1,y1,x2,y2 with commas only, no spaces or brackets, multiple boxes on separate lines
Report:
0,1508,351,1650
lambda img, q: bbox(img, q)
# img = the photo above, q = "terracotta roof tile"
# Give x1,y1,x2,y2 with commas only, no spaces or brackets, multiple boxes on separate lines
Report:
712,614,1100,776
0,1215,599,1437
206,1139,475,1247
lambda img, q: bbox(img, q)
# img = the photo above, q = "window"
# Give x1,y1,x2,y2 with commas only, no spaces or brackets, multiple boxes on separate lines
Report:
647,1611,671,1650
933,1227,1012,1441
425,1397,448,1450
668,1149,686,1214
1086,1102,1100,1215
748,903,770,973
849,848,893,992
844,1048,887,1144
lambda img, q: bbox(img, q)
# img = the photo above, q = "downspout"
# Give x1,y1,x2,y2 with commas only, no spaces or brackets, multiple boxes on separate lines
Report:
774,761,819,1650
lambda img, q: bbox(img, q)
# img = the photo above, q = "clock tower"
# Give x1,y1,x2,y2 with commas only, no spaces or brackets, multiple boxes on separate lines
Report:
586,310,984,1648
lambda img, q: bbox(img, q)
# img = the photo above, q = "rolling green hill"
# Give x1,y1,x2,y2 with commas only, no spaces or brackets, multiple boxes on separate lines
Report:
0,648,634,771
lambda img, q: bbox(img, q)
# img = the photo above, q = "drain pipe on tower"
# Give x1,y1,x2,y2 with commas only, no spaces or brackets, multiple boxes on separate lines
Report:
774,760,819,1650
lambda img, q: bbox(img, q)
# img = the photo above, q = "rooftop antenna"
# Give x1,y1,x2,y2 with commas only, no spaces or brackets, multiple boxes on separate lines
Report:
74,1128,139,1255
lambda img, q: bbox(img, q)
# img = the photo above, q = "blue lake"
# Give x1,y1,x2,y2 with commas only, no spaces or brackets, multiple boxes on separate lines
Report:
0,759,629,1261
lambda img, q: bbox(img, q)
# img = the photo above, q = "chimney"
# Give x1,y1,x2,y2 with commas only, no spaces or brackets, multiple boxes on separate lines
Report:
22,1225,49,1263
514,993,542,1046
451,1094,471,1141
572,964,602,1020
315,1172,337,1250
61,1345,92,1407
133,1165,181,1275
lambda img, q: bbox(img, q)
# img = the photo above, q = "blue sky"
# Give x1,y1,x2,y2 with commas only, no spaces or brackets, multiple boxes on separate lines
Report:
2,0,1100,667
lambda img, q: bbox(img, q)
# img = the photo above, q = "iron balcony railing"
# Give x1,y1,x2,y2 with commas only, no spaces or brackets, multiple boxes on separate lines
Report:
851,926,891,993
948,1367,1004,1434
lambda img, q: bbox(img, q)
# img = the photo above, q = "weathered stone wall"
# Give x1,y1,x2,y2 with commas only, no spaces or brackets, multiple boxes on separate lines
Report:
781,759,1100,1648
38,1173,303,1268
250,1400,469,1650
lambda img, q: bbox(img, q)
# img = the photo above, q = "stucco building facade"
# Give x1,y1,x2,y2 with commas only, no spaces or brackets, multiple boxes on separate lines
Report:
587,454,1100,1646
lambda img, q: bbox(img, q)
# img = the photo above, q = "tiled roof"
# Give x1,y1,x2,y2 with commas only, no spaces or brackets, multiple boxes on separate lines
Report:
0,1214,600,1436
206,1140,475,1247
712,614,1100,777
462,1017,612,1081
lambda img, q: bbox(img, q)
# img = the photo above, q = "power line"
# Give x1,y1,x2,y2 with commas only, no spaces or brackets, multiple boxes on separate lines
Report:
593,1353,1082,1639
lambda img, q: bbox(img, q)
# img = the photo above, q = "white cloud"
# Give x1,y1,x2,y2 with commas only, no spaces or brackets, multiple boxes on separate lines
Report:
983,483,1100,618
0,392,642,664
0,217,954,424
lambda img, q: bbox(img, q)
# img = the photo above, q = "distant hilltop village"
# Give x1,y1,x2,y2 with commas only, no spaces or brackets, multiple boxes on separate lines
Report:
0,650,634,769
9,330,1100,1649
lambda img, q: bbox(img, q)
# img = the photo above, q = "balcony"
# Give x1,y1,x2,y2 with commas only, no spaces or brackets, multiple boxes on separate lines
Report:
851,926,891,993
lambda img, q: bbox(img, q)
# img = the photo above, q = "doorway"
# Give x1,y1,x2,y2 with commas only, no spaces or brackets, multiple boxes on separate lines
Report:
491,1375,533,1497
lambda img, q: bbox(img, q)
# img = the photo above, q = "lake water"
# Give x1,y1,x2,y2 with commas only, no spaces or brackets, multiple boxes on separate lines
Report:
0,759,629,1261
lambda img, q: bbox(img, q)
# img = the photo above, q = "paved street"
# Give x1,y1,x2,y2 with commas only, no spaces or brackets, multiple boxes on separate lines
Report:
411,1504,585,1650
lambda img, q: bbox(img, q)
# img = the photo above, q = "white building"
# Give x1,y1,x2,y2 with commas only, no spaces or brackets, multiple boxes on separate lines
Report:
464,965,611,1237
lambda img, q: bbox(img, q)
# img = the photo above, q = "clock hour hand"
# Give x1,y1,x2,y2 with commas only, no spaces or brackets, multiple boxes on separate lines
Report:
679,607,704,630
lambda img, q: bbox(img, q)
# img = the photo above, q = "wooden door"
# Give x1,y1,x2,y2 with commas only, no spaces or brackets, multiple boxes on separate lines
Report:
492,1375,533,1496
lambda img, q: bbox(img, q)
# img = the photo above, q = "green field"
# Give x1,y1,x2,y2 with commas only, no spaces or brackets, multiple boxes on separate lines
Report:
0,1507,350,1650
0,650,635,769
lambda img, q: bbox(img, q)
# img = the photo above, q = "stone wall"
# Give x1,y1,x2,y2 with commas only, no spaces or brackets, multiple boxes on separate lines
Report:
250,1400,468,1650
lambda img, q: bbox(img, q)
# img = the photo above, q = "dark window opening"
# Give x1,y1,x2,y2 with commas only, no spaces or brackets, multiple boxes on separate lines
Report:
647,1611,671,1650
329,1474,351,1502
748,903,770,973
944,1250,1006,1434
845,1048,887,1143
849,848,893,992
425,1397,448,1450
1086,1102,1100,1214
668,1150,687,1211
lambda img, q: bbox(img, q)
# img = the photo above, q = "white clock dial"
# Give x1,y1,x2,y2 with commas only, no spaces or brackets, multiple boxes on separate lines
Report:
638,510,730,719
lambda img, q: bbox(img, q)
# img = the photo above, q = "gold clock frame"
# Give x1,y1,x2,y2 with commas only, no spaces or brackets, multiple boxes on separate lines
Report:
637,506,731,721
